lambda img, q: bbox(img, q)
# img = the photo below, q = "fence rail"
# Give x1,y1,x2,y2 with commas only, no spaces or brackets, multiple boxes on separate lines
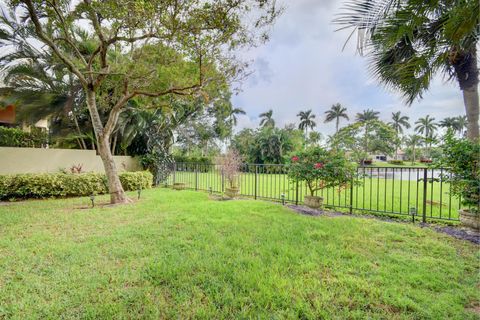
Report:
165,162,462,221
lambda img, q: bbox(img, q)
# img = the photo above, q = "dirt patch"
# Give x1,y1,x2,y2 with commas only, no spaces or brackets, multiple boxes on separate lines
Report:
434,226,480,245
286,204,479,245
286,204,329,216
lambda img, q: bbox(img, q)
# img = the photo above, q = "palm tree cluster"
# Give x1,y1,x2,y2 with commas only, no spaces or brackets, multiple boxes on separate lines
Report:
335,0,479,141
251,104,468,164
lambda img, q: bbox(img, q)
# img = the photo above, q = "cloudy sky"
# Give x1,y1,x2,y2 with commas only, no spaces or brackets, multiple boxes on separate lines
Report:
232,0,466,136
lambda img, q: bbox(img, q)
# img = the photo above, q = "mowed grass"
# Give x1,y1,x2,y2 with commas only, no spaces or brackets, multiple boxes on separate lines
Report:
170,170,460,220
0,188,478,319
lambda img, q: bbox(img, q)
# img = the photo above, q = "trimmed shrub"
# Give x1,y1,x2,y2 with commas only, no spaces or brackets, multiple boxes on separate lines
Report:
119,171,153,191
0,171,152,200
0,127,48,148
388,160,404,165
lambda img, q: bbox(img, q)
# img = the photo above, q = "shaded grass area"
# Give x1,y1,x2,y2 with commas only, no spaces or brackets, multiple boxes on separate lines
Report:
0,188,478,319
170,170,460,220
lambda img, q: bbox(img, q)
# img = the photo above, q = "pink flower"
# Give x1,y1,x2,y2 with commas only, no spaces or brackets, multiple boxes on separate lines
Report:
314,162,324,169
292,156,299,162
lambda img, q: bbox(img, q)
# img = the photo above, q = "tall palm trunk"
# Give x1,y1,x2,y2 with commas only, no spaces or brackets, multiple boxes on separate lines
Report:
335,117,339,133
86,90,128,204
395,129,399,160
453,48,479,141
411,144,416,165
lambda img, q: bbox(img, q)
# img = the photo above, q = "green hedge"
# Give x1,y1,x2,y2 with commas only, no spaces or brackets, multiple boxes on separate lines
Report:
0,127,48,148
173,155,212,165
388,160,404,165
0,171,153,200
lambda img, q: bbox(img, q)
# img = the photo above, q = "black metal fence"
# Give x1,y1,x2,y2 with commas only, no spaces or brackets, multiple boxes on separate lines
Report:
165,163,463,222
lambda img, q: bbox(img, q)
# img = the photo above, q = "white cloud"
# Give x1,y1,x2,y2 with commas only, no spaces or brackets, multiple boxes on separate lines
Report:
232,0,467,136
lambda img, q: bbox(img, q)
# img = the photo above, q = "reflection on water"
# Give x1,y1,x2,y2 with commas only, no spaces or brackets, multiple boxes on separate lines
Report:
357,167,446,181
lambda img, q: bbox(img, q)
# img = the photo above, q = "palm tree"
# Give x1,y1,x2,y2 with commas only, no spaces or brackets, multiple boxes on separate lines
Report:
0,12,90,149
229,107,246,127
404,134,423,165
335,0,479,140
324,103,349,133
297,109,316,139
389,111,410,159
439,117,460,132
389,111,410,134
355,109,380,122
259,109,275,128
355,109,380,157
415,116,437,159
308,131,322,146
455,115,468,137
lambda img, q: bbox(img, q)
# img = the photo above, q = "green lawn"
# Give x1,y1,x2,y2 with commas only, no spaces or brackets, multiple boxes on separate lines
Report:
0,188,478,319
170,169,460,220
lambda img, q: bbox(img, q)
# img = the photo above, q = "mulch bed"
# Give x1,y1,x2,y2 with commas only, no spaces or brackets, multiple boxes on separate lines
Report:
286,204,479,245
433,226,479,245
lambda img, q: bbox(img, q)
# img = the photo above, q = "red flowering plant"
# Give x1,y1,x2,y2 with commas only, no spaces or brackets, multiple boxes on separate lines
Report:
287,147,355,196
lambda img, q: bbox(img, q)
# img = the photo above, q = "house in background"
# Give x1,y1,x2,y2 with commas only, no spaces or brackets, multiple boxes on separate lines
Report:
0,104,49,131
0,105,16,127
372,150,408,162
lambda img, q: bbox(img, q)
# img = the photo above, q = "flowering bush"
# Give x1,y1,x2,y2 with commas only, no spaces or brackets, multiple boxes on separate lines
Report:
287,147,355,196
216,149,243,189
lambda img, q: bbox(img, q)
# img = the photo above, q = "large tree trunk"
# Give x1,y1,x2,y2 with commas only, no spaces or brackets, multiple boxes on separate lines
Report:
454,48,479,141
85,90,128,204
462,86,479,140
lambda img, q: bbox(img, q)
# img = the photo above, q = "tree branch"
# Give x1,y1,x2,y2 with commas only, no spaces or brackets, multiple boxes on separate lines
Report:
24,0,88,86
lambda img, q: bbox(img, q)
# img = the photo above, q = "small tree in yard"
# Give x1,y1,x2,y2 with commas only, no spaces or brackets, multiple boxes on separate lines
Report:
287,148,355,208
216,149,242,198
3,0,280,204
437,132,480,230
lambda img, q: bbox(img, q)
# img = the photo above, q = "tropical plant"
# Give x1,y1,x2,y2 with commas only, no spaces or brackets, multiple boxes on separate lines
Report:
229,108,246,127
455,115,468,137
415,115,438,159
439,117,460,133
297,109,316,138
354,109,381,159
259,109,275,128
0,11,90,149
333,120,397,165
335,0,479,140
437,132,479,213
389,111,410,134
389,111,410,159
308,131,322,146
2,0,280,204
231,126,304,164
287,147,355,196
404,134,423,164
356,109,380,122
256,127,294,164
324,103,349,133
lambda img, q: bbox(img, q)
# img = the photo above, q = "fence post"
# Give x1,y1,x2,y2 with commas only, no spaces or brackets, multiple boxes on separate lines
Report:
195,163,198,191
173,162,176,185
349,177,354,214
422,168,428,223
221,168,225,193
295,179,299,205
254,165,258,200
